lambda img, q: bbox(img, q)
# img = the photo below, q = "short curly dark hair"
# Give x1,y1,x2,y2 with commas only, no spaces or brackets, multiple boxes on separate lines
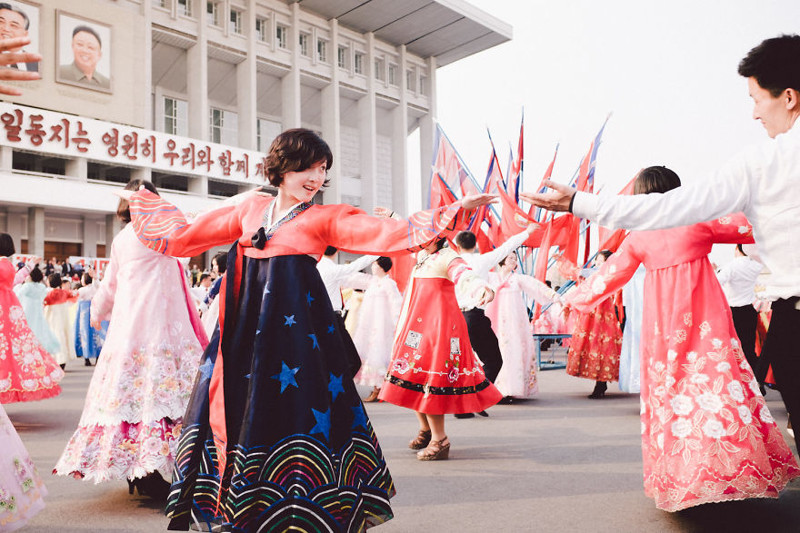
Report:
265,128,333,187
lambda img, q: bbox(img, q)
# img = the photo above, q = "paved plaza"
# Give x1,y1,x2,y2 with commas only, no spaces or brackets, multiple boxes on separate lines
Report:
7,359,800,533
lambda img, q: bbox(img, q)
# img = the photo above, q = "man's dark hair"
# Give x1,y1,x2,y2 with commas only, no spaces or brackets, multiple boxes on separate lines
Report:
73,25,102,48
48,273,62,289
0,233,14,256
82,272,93,285
117,179,158,222
738,34,800,97
0,3,30,30
30,266,43,283
455,231,477,251
198,273,211,284
597,249,613,261
265,128,332,188
634,166,682,195
324,246,337,257
213,251,227,274
736,243,747,256
375,256,393,273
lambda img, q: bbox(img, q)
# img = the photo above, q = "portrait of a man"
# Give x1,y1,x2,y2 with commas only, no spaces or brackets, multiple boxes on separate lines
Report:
56,12,111,93
0,1,39,72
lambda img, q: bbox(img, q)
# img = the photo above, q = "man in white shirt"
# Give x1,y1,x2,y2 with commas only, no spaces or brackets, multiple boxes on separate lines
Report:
190,273,212,312
317,246,376,377
523,34,800,452
453,223,537,416
717,244,764,379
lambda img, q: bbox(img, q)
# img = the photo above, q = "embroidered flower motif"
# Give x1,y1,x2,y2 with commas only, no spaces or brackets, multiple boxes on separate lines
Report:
687,351,698,363
737,225,750,235
699,321,711,339
748,378,761,395
447,367,459,383
667,349,677,362
670,394,694,416
696,392,724,414
730,338,740,349
716,361,731,373
674,329,687,343
711,338,723,349
393,360,410,374
671,418,693,439
718,216,731,225
702,418,726,439
690,374,710,385
657,433,664,449
727,381,745,403
665,375,676,389
654,361,665,373
738,405,752,424
683,313,692,326
759,407,774,424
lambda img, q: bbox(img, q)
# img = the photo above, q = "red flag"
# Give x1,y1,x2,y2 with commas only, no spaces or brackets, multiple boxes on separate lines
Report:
528,144,559,221
429,173,458,209
508,113,524,202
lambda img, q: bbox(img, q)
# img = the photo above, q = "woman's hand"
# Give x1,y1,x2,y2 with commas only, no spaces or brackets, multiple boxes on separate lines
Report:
519,180,575,212
461,193,498,210
477,287,495,306
0,37,41,95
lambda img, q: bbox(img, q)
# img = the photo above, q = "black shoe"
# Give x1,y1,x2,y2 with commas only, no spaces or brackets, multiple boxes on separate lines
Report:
454,413,475,419
759,382,767,396
476,410,489,417
84,358,93,366
588,381,607,399
59,363,66,370
498,397,514,405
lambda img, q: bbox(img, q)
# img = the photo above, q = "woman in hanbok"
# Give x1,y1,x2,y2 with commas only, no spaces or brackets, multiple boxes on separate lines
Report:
380,239,502,461
122,129,494,532
73,272,108,366
618,265,645,393
200,252,226,337
54,179,208,499
0,234,64,404
0,403,48,532
43,273,77,369
560,251,623,398
353,257,404,402
13,266,61,358
563,166,800,511
485,252,560,400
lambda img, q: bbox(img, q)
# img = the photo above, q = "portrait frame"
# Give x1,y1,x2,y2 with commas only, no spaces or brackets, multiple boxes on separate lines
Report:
0,0,40,72
55,10,112,94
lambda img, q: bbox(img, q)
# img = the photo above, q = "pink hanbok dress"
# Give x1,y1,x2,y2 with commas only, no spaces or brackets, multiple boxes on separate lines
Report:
353,276,403,388
54,224,208,483
485,272,559,398
565,215,800,511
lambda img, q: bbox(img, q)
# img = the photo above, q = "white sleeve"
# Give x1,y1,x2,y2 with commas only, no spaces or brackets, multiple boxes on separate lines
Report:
474,230,529,271
336,254,378,277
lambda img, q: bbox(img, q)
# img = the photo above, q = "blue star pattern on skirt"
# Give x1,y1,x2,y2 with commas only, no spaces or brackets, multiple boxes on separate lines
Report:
308,333,320,350
272,361,300,393
198,359,214,382
306,291,314,306
310,408,331,440
327,324,335,334
283,315,296,327
328,373,344,401
351,405,368,430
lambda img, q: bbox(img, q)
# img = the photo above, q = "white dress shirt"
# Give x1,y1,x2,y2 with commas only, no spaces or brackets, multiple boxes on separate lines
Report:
716,256,763,307
316,255,376,313
455,229,530,310
573,120,800,301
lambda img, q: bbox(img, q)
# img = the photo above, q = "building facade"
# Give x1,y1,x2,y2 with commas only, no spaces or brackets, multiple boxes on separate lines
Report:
0,0,510,263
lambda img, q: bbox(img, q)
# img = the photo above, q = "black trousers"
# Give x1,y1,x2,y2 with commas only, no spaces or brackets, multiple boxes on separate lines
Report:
761,297,800,452
730,304,760,378
463,308,503,384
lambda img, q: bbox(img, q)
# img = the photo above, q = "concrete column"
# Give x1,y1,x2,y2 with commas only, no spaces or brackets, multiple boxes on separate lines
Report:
6,210,23,251
187,7,209,141
281,2,302,129
82,216,97,257
419,55,437,207
391,44,409,216
65,157,88,181
142,0,154,129
131,167,152,182
188,175,208,196
105,214,122,250
27,207,45,258
321,18,341,205
0,144,11,171
236,0,258,149
358,32,377,214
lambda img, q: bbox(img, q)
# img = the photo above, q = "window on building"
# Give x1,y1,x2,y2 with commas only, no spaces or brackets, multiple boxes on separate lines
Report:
230,9,242,35
164,96,189,137
177,0,192,17
406,69,415,92
317,38,327,63
255,17,268,42
388,63,398,86
207,1,220,27
354,52,364,75
298,32,310,57
276,24,287,49
209,108,239,145
337,45,348,69
256,118,282,152
419,75,428,96
153,0,167,9
374,58,385,82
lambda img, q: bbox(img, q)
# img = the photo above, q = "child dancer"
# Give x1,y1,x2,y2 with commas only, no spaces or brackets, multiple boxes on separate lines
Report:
13,266,61,359
43,273,77,369
74,272,107,366
563,166,800,511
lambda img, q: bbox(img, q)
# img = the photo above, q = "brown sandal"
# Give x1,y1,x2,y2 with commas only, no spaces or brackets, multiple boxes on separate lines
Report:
363,388,380,403
408,429,432,450
416,437,450,461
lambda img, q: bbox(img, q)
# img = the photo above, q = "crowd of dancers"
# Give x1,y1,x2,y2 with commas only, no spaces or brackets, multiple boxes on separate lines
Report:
1,33,800,532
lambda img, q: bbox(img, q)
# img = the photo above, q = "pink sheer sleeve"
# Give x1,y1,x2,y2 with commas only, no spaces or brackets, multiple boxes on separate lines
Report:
564,240,642,313
517,274,559,305
91,237,120,322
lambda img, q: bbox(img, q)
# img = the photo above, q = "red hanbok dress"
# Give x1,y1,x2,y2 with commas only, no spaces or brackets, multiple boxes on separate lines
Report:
380,247,502,414
565,215,800,511
560,259,622,383
0,258,64,403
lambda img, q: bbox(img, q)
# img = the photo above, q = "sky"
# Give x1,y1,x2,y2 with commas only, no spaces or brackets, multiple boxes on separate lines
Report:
406,0,800,263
